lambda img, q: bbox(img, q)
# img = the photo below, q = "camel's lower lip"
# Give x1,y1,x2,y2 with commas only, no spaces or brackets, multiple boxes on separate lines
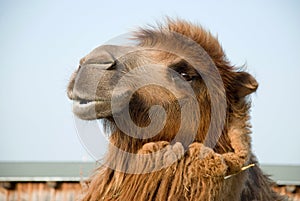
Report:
72,100,111,120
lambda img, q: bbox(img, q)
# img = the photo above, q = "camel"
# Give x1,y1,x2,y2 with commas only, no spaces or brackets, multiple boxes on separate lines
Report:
67,19,285,201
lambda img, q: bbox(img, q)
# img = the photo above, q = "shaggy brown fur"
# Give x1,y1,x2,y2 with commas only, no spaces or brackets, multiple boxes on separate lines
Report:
68,19,285,201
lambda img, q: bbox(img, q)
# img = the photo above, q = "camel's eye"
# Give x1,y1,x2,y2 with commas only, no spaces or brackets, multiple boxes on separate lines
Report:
180,72,193,81
169,59,199,82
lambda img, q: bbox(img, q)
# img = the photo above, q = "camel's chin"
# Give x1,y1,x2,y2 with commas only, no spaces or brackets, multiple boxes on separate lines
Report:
73,100,112,120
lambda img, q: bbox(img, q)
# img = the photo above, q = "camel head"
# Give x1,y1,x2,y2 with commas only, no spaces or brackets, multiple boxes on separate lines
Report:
67,19,258,153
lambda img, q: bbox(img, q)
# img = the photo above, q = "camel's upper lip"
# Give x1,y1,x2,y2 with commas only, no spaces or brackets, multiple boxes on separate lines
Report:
70,93,111,103
73,98,110,104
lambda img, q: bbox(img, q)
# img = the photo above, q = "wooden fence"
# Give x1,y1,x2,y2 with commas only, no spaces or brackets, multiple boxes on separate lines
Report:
0,182,83,201
0,181,299,201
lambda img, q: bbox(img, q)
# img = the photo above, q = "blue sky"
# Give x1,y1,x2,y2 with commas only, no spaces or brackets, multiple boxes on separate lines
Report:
0,0,299,164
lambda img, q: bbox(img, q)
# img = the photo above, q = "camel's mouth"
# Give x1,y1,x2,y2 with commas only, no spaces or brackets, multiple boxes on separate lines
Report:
69,87,132,120
72,99,111,120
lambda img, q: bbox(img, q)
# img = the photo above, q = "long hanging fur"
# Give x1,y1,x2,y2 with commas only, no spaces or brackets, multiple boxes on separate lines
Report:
79,19,286,201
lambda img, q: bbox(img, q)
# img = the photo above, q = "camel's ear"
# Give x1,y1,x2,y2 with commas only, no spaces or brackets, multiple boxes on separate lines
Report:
234,72,258,98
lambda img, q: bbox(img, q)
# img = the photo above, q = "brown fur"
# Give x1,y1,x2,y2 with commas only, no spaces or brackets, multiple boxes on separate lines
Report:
68,19,285,201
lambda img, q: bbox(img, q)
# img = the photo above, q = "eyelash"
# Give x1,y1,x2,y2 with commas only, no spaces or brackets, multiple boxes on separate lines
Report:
180,72,193,81
169,60,198,82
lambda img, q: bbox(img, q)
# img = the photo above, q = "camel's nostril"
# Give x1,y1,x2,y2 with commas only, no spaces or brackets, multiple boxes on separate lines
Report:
106,61,117,70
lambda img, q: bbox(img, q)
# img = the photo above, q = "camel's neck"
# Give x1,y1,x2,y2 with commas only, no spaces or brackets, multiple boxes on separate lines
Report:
81,108,253,201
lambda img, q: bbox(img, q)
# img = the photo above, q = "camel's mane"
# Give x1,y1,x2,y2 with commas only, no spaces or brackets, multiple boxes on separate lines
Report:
135,19,229,67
